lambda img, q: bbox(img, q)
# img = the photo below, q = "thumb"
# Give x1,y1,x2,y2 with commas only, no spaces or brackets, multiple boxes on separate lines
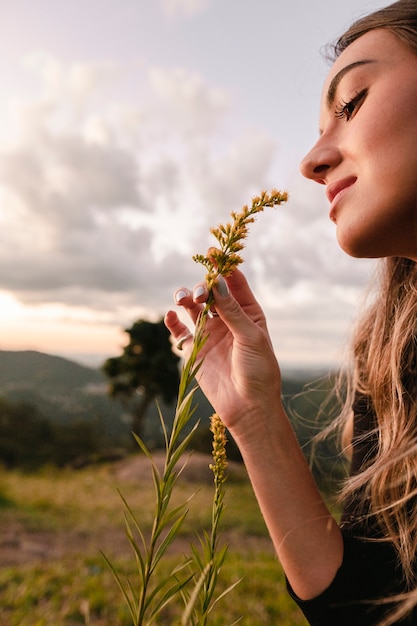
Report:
211,273,273,350
211,275,254,339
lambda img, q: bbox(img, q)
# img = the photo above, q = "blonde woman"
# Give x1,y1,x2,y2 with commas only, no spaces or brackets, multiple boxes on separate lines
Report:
165,1,417,623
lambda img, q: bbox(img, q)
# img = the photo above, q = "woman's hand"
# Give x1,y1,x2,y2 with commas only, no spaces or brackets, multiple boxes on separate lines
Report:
165,268,283,433
166,267,344,600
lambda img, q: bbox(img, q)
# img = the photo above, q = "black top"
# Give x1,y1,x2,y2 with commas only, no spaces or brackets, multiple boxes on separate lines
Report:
287,394,416,625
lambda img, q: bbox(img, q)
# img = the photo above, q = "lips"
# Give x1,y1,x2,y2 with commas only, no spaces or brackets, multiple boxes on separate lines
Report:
326,176,357,205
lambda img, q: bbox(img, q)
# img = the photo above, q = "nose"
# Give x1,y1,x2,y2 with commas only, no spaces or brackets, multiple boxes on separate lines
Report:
300,136,342,183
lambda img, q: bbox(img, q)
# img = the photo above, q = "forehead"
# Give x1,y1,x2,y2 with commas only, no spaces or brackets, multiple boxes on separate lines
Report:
322,28,413,103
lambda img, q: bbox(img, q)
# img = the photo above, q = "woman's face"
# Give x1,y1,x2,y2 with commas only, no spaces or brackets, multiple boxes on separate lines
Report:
300,29,417,260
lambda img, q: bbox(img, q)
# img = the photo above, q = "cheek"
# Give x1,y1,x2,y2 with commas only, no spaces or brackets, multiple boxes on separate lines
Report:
355,89,417,167
360,119,415,199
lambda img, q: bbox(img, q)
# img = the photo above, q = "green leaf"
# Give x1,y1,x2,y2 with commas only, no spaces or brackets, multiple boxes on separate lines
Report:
119,492,148,557
180,562,212,626
152,511,189,570
208,578,244,613
101,550,138,623
165,423,200,476
147,572,194,621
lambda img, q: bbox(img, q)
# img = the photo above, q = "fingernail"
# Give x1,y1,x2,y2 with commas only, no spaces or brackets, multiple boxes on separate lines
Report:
215,275,229,298
193,285,205,299
175,290,187,303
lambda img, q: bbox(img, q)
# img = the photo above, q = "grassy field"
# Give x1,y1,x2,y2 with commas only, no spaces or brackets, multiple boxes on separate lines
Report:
0,453,309,625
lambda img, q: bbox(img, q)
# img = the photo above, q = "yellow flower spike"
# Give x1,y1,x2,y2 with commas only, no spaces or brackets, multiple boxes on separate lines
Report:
209,413,228,488
179,188,288,623
193,188,288,284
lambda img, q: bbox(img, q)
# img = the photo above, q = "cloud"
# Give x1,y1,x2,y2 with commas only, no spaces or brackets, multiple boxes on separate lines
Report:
149,67,229,137
0,54,279,321
23,52,122,113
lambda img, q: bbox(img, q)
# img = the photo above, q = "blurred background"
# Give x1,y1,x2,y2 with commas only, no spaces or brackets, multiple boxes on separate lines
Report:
0,0,389,371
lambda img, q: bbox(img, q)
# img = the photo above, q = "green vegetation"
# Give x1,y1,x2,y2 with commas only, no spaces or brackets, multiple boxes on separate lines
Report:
0,397,108,469
103,319,180,439
0,461,308,625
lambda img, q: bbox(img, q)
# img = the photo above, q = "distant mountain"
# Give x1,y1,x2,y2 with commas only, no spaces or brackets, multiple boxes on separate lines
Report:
0,350,105,391
0,350,127,440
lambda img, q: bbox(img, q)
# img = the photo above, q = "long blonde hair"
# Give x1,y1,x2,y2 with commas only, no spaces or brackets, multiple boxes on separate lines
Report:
345,259,417,581
330,0,417,612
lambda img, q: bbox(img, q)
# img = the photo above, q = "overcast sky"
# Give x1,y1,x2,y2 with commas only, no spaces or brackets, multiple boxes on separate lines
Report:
0,0,389,369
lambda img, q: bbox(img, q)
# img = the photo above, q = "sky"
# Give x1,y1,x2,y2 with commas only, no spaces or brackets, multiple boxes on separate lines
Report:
0,0,390,370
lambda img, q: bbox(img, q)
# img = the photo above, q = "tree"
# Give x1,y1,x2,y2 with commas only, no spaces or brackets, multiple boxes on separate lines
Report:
0,397,54,469
102,319,180,439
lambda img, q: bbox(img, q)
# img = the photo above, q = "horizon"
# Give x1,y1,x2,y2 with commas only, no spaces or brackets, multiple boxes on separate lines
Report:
0,345,340,377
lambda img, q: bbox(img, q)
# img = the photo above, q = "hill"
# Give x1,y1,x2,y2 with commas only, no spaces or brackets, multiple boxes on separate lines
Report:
0,350,339,463
0,350,127,440
0,350,104,390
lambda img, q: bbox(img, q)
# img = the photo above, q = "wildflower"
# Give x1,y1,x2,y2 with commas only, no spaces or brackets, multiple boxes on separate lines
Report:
193,188,289,290
209,412,228,489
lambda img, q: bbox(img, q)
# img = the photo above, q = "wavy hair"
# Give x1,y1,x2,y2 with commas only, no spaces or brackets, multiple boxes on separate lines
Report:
347,259,417,578
328,1,417,622
332,0,417,57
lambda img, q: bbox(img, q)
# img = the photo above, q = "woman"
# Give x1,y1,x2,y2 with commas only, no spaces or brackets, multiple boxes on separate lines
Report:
165,1,417,624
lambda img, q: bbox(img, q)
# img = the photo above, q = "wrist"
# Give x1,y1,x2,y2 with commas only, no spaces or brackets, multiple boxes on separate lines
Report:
226,398,289,454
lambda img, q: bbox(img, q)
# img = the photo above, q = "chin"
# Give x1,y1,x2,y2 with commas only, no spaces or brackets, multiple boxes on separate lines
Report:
336,231,366,258
336,228,383,259
337,234,412,261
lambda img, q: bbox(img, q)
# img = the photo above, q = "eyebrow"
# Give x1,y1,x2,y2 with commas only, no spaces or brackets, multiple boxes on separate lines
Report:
326,59,376,107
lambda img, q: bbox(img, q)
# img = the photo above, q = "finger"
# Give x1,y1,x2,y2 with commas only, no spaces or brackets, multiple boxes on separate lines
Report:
174,287,204,325
222,269,263,310
164,310,194,352
192,282,210,304
212,271,266,327
211,274,271,346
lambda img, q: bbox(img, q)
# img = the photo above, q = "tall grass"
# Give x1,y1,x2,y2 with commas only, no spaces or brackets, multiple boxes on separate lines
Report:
99,190,289,625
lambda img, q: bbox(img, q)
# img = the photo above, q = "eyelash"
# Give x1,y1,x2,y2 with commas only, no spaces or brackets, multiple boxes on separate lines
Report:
335,89,367,121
